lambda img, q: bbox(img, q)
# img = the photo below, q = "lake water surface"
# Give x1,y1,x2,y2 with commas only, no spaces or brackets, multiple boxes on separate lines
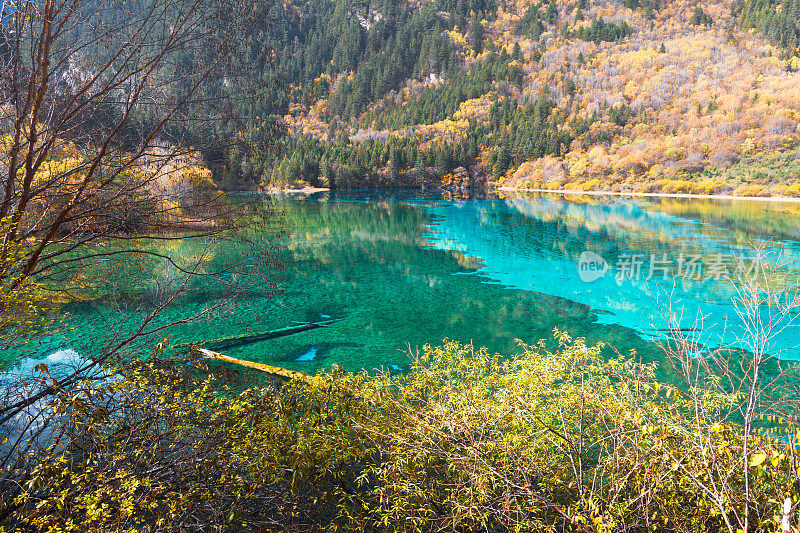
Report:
6,190,800,374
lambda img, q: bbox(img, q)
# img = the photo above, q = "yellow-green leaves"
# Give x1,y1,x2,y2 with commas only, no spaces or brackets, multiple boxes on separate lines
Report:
750,452,768,468
4,336,800,532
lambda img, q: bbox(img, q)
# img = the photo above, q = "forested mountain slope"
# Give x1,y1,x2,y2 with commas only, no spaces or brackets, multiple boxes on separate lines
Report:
262,0,800,194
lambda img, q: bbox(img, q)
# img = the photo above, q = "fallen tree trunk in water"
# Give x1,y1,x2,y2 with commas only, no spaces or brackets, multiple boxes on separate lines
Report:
192,347,311,382
174,319,338,351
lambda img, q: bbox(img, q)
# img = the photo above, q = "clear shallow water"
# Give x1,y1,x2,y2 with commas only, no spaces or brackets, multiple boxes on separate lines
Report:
424,195,800,357
5,190,800,375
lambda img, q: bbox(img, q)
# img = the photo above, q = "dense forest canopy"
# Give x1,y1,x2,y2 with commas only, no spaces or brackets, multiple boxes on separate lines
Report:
58,0,800,192
262,0,800,194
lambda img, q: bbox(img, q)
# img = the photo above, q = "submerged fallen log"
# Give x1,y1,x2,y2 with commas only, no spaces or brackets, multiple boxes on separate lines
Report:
193,347,311,382
174,319,338,351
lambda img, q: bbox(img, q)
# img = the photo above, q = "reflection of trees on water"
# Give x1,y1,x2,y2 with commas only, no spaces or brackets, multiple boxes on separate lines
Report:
263,197,663,369
49,193,798,377
422,195,800,359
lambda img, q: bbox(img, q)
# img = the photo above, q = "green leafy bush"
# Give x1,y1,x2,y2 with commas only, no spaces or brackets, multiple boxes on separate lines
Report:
3,333,798,532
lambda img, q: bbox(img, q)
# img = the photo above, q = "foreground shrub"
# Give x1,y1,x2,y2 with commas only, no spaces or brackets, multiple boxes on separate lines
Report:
354,334,797,533
0,352,380,532
2,333,798,532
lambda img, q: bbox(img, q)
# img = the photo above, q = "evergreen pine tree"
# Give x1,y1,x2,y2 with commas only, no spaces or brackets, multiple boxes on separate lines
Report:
470,20,484,54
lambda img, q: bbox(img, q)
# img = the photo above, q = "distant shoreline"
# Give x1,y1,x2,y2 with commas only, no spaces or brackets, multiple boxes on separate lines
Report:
263,185,800,203
497,187,800,203
265,186,330,194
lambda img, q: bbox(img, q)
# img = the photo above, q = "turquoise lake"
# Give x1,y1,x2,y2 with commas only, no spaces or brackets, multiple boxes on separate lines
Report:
5,190,800,374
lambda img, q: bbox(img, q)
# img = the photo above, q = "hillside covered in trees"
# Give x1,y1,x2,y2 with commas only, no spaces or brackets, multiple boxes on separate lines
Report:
250,0,800,196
